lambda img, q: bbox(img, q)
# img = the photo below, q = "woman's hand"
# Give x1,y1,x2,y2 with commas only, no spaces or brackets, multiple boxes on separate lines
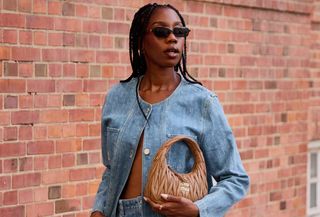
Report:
144,194,199,217
90,211,105,217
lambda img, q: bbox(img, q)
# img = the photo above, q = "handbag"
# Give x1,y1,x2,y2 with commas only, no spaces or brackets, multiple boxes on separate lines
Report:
144,135,208,204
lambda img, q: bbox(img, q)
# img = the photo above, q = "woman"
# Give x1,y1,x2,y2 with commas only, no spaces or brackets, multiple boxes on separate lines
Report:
91,3,249,217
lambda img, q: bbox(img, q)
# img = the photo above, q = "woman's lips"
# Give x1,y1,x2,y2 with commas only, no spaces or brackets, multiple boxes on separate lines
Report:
164,48,179,58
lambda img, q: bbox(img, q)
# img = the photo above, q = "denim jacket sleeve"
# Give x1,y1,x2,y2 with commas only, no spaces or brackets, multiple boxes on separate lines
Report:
92,169,108,213
92,96,109,214
194,94,250,217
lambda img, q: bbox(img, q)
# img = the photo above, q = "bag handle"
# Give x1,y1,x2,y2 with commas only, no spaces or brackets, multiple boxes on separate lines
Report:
154,135,205,174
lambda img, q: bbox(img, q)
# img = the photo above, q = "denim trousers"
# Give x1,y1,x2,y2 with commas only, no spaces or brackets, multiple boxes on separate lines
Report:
116,196,143,217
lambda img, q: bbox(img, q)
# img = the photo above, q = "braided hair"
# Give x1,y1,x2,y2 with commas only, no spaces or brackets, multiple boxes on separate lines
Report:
121,3,201,119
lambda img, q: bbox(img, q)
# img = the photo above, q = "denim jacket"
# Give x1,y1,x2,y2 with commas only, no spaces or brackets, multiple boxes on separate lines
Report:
92,76,249,217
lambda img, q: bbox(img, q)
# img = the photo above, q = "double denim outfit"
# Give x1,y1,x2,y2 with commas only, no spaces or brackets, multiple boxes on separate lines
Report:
92,76,249,217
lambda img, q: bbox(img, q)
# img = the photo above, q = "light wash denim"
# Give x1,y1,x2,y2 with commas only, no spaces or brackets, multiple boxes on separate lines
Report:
116,196,143,217
92,75,250,217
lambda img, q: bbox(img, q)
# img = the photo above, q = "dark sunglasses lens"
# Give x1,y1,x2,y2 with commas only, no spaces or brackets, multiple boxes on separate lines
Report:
153,27,171,38
173,27,190,37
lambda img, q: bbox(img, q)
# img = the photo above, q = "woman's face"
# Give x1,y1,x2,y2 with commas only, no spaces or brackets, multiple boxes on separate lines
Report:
142,8,185,70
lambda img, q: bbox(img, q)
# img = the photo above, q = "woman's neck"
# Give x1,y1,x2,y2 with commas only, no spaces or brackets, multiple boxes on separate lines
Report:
140,67,180,92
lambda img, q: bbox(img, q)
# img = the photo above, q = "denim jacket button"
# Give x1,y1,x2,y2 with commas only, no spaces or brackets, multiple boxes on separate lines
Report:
144,148,150,156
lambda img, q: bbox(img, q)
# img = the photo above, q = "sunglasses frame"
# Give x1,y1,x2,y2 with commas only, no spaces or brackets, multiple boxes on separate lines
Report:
149,26,191,38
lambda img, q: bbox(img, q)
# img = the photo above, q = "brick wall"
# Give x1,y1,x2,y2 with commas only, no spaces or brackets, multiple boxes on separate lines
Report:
0,0,319,216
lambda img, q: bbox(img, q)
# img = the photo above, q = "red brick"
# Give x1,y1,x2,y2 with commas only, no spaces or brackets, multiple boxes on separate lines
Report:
62,153,76,167
70,168,95,181
34,95,47,108
4,95,18,109
0,206,25,217
63,32,75,46
55,199,81,213
0,47,10,60
26,15,53,29
89,123,100,136
75,94,90,106
48,186,61,199
3,30,17,43
0,111,10,125
69,109,94,122
48,125,63,138
83,20,108,33
33,0,47,14
27,141,54,155
56,80,82,92
101,36,113,48
77,153,88,165
0,142,25,157
48,1,62,15
27,79,55,93
19,0,32,12
102,7,113,19
19,95,33,109
4,190,18,205
48,32,63,46
35,64,47,77
48,155,62,169
26,202,54,217
12,173,41,188
89,152,101,164
0,176,11,190
76,64,89,78
12,111,39,125
3,158,18,173
3,0,17,11
34,126,47,139
96,51,120,63
90,94,103,106
83,139,100,151
56,139,81,153
19,157,33,171
0,13,25,28
42,170,68,185
34,187,47,202
62,2,75,16
48,95,61,108
63,64,75,77
0,79,25,93
70,50,95,62
83,196,95,209
76,124,89,137
62,124,76,137
12,47,40,61
4,62,18,76
19,63,33,77
34,31,47,45
54,18,82,32
4,127,17,141
48,64,62,77
84,80,107,92
39,110,68,123
19,189,34,204
33,156,47,171
19,30,32,45
75,4,88,17
108,22,129,35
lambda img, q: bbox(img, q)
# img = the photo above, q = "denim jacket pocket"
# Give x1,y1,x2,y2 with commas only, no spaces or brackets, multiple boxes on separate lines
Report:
104,127,120,168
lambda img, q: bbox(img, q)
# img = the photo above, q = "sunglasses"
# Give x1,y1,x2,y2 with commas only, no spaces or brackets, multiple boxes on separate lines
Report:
150,26,191,38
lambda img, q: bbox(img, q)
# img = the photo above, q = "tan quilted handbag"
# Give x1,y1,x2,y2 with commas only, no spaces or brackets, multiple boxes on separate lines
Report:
144,135,208,204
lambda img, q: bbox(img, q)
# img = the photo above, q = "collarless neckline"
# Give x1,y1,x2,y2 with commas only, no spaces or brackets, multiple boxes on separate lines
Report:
136,73,184,107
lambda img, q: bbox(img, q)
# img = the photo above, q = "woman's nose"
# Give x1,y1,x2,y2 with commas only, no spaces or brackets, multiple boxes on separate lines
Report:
166,32,178,43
